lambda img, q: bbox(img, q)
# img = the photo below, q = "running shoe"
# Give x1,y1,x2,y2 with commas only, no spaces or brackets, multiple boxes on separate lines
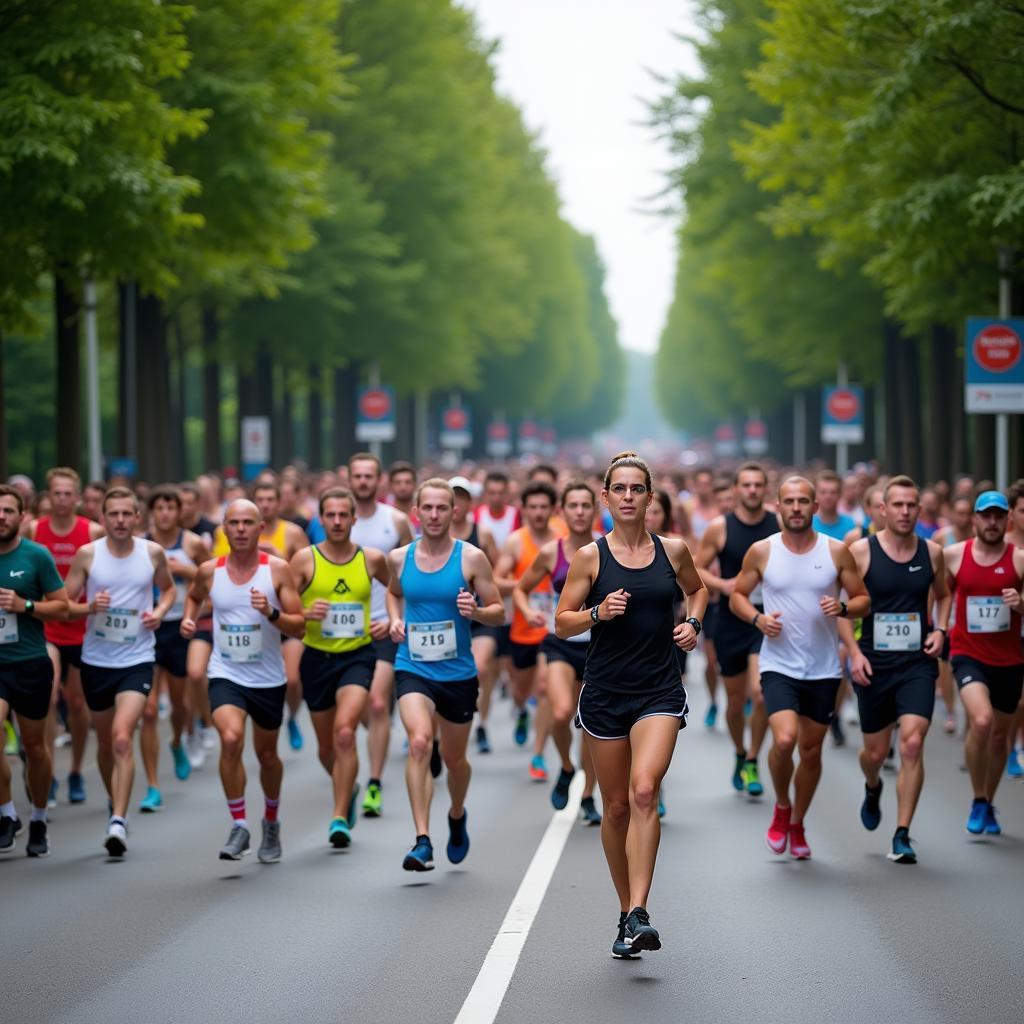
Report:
219,824,251,860
1007,749,1024,780
258,820,282,863
623,907,661,952
287,717,303,751
887,826,916,864
657,789,666,819
447,811,470,864
529,754,548,782
551,767,575,810
202,725,217,750
171,742,191,781
187,733,206,770
743,698,752,717
139,787,163,813
329,817,352,849
0,815,21,855
104,820,128,858
966,798,989,835
403,836,435,872
984,804,1001,835
742,760,763,797
362,782,382,818
47,777,58,809
789,822,811,860
26,820,49,858
580,796,602,826
765,803,790,855
830,717,846,748
731,753,745,792
860,780,883,831
612,912,635,959
704,703,718,729
476,725,491,754
3,719,17,755
882,746,897,772
67,771,86,804
347,784,360,830
514,709,530,747
943,713,957,735
430,739,443,779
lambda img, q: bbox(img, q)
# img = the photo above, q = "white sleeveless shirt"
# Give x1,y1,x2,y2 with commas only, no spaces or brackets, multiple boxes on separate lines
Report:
759,532,841,679
476,504,517,549
83,538,156,669
207,554,285,688
150,530,194,622
352,503,400,621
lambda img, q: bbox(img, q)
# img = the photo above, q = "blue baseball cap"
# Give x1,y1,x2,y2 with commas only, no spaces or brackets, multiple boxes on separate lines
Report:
974,490,1009,513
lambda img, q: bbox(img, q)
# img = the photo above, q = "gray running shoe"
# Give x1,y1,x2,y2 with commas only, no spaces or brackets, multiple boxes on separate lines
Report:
219,824,251,861
258,819,281,863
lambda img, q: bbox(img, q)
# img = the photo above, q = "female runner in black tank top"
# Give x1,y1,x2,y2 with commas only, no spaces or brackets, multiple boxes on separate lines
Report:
555,453,708,958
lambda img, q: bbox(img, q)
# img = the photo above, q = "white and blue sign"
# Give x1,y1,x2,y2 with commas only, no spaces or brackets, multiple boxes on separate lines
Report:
965,317,1024,413
356,386,397,442
105,456,138,480
821,386,864,444
241,415,271,481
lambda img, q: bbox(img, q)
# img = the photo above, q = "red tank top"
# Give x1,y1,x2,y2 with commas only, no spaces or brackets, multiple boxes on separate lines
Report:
35,516,92,646
950,540,1023,666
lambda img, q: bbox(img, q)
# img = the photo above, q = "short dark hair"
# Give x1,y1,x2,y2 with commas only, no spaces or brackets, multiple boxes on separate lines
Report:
0,484,25,513
388,461,416,480
816,469,841,487
102,486,138,512
529,463,557,482
521,481,556,506
1008,479,1024,509
147,485,182,510
884,475,919,501
734,462,767,485
319,486,356,516
348,452,382,474
252,480,281,499
484,471,509,486
178,482,200,498
561,480,595,506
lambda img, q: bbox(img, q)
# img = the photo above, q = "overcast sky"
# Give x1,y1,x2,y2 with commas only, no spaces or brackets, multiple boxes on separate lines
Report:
465,0,698,354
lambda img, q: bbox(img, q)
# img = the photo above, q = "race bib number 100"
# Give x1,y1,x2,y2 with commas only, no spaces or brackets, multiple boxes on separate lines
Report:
408,620,457,662
322,602,366,640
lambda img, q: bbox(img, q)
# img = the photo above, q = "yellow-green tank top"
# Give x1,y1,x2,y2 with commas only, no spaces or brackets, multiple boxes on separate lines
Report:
302,546,373,654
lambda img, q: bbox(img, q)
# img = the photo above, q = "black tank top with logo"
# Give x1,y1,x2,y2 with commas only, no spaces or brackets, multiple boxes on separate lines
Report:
860,535,934,671
717,511,779,634
583,534,682,693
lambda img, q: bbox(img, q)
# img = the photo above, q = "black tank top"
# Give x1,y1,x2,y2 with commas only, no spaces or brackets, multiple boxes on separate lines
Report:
583,533,682,693
464,522,480,549
860,535,934,669
717,511,779,627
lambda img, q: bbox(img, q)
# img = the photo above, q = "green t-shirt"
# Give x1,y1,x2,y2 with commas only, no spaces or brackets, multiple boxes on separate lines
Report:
0,538,64,664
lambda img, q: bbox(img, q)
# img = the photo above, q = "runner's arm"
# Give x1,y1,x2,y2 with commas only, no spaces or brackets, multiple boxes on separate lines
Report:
180,562,214,639
694,517,731,592
493,536,522,596
728,542,767,626
265,561,306,639
512,543,555,624
829,543,870,619
63,546,94,620
148,546,177,623
554,544,599,639
386,548,406,642
463,547,504,626
0,585,69,621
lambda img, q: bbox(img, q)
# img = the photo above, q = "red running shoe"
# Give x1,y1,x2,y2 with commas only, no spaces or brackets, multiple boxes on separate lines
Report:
765,803,790,855
789,822,811,860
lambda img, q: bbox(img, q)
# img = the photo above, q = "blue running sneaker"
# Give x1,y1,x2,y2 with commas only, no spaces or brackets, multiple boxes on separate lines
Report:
744,698,752,717
580,796,602,826
966,798,988,835
704,703,717,729
476,725,491,754
984,804,1001,835
657,788,666,819
139,787,163,813
347,784,360,830
1007,749,1023,780
529,754,548,782
551,768,575,810
731,753,745,792
860,780,883,831
171,742,191,782
514,709,530,746
612,912,636,959
47,777,58,809
447,811,469,864
742,760,764,797
403,836,435,872
329,817,351,849
887,826,916,864
287,717,303,751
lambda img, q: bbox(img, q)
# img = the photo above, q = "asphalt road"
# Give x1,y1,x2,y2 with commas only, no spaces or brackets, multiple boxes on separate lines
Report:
4,652,1023,1024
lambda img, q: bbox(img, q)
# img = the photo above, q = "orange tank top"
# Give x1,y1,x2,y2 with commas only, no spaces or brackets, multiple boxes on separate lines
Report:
510,527,553,645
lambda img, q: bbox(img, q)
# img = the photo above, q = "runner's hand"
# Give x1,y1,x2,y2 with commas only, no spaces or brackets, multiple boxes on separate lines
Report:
600,589,629,620
306,599,329,622
0,588,16,611
390,618,406,643
142,610,162,631
250,588,270,616
526,610,547,629
923,629,944,658
1001,587,1022,610
673,621,698,652
456,588,476,619
849,649,873,686
370,618,390,640
91,590,111,614
180,618,197,640
820,596,843,617
758,611,782,637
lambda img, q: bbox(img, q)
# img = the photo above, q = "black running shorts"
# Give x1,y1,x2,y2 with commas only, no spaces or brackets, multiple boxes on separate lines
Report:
853,659,938,733
761,671,840,726
81,662,154,713
952,658,1024,716
394,672,479,724
208,678,287,731
300,645,376,712
0,657,54,721
540,635,587,680
574,682,688,741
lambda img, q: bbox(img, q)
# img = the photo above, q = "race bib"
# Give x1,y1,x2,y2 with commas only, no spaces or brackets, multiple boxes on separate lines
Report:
529,591,556,632
218,623,263,662
0,612,18,645
408,620,457,662
966,596,1010,634
94,608,140,644
873,612,921,652
322,602,366,640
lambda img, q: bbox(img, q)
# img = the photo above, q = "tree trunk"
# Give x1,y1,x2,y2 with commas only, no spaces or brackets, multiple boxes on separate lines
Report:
201,306,222,473
117,281,136,459
332,364,357,465
972,415,996,484
307,363,323,470
236,362,256,472
0,332,7,480
924,325,950,486
898,335,924,483
805,385,823,463
135,291,172,482
171,316,187,480
882,321,903,473
55,273,82,470
280,366,295,467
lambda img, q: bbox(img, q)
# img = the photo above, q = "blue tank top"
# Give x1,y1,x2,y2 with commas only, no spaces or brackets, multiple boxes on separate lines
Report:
395,540,476,680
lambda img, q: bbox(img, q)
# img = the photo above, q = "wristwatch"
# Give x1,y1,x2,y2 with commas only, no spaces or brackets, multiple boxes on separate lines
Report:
22,599,34,616
838,601,848,618
590,605,601,624
268,606,281,622
685,616,702,636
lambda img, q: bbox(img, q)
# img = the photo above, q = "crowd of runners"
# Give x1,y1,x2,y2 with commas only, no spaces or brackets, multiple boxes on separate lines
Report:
1,452,1022,958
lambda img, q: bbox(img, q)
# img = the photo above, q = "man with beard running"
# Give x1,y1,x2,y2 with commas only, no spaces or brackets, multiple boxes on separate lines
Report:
731,476,869,860
697,463,779,797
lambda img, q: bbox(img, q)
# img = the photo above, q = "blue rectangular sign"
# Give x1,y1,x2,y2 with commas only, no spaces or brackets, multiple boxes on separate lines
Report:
821,385,864,444
965,317,1024,413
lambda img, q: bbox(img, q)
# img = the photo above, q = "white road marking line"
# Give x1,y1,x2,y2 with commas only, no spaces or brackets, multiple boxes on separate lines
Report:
453,772,585,1024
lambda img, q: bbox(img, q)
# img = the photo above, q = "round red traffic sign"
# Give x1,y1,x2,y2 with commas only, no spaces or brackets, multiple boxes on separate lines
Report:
360,388,392,420
444,407,468,431
714,425,735,441
488,421,510,440
745,419,767,438
520,420,538,437
973,324,1022,373
827,389,860,422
